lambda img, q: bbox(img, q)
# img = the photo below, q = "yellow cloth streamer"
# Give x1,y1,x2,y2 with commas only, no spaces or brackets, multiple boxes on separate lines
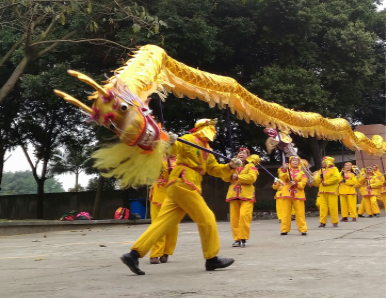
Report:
92,140,170,189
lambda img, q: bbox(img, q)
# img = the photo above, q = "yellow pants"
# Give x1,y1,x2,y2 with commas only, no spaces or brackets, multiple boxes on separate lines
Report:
277,200,295,220
149,204,179,258
278,199,307,233
132,179,219,260
378,194,386,210
229,200,254,241
339,195,357,218
319,193,339,224
359,196,380,215
316,196,320,210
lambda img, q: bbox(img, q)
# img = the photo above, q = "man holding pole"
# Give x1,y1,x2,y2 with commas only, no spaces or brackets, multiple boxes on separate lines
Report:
121,118,242,275
312,157,341,228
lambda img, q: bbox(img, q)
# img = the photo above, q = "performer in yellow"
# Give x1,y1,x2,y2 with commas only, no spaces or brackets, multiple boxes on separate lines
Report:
276,157,308,235
120,119,242,275
372,164,386,209
223,148,258,248
148,155,178,264
274,175,296,223
339,162,358,222
358,166,382,217
313,157,341,228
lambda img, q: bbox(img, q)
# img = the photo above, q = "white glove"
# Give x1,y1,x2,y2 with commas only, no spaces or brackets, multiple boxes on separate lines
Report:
229,158,242,169
167,132,178,145
274,178,279,183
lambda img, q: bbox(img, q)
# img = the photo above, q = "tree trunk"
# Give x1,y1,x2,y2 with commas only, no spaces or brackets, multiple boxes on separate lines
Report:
308,137,328,171
75,171,79,192
36,179,45,219
0,56,30,103
0,151,4,190
93,175,104,219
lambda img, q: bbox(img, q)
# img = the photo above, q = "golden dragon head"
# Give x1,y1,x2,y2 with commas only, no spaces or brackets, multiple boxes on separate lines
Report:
54,70,166,152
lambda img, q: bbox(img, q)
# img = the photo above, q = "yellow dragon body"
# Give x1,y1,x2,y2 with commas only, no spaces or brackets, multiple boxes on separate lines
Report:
53,44,385,188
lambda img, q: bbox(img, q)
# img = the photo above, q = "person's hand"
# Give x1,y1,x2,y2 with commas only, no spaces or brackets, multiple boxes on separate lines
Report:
167,132,178,145
231,174,238,181
282,163,289,170
290,181,297,186
229,158,242,169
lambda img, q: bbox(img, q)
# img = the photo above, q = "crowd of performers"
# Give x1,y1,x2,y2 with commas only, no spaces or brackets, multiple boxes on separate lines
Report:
120,118,386,275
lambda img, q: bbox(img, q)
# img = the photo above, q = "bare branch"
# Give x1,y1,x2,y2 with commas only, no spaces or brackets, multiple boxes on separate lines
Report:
35,30,78,59
0,34,26,68
35,17,57,43
32,37,135,53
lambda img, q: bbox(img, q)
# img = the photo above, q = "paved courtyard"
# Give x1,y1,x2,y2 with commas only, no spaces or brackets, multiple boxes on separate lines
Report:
0,215,385,298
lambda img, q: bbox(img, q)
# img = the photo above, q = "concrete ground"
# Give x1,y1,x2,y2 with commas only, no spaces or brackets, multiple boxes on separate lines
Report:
0,215,385,298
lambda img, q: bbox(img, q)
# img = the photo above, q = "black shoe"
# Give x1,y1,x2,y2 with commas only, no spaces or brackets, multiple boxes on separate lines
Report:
318,223,325,228
205,256,235,271
358,214,365,217
241,239,246,248
232,241,241,247
374,214,380,217
120,250,145,275
367,215,373,218
280,232,288,235
333,223,338,228
301,232,307,236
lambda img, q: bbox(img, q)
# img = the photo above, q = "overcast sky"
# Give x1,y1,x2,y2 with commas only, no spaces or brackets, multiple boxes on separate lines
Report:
4,0,386,191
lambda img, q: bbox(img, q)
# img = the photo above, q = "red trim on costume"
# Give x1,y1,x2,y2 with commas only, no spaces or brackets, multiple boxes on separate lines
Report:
151,201,162,206
181,168,201,193
226,197,257,202
318,191,338,194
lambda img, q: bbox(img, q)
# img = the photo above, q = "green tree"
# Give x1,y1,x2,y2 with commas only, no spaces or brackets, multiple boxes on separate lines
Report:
0,0,166,103
0,170,64,195
51,146,91,192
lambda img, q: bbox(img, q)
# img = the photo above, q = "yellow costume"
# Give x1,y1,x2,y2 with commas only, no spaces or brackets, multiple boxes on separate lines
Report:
338,163,358,220
223,152,258,243
358,170,382,216
313,157,341,226
148,156,178,260
131,120,236,260
373,165,386,209
276,157,308,234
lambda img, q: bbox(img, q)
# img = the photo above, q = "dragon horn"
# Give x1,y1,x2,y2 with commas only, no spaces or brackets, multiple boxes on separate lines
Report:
54,89,95,115
67,70,110,98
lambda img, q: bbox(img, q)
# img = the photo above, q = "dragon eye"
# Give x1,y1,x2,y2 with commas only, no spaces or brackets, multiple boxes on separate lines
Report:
119,103,128,112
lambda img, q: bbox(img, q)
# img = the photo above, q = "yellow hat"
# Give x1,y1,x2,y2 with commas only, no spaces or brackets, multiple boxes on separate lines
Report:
323,156,335,167
190,118,217,141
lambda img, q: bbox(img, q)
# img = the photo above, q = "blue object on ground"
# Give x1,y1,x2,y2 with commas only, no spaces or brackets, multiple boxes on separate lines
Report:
129,198,146,219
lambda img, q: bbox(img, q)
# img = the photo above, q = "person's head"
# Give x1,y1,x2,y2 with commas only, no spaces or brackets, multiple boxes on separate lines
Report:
289,156,300,169
372,165,380,173
344,162,352,172
237,147,250,162
366,166,373,175
189,118,217,141
322,156,335,168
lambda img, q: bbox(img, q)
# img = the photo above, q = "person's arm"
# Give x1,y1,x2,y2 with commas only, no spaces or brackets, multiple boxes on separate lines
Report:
206,154,233,178
345,174,358,186
312,170,322,187
237,164,258,185
295,172,307,189
323,168,340,186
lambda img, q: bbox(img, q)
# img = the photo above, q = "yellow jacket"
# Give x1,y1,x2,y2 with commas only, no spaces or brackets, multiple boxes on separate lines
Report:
272,179,285,199
223,162,258,202
313,167,341,194
338,171,358,195
168,134,232,193
277,167,307,200
358,173,383,197
149,156,177,206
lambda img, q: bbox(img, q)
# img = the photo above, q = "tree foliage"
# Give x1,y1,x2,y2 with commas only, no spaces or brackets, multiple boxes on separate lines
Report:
0,170,64,195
